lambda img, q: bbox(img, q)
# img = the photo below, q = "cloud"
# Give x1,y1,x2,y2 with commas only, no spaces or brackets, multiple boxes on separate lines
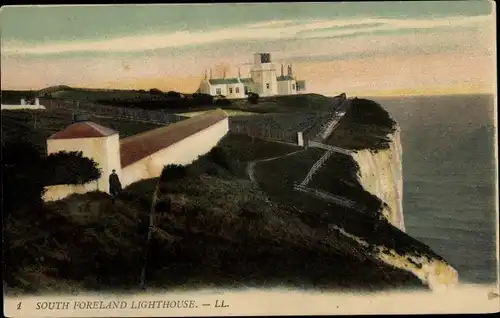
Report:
1,15,492,56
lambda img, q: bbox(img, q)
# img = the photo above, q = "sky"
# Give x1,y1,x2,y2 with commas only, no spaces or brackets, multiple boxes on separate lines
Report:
0,2,496,96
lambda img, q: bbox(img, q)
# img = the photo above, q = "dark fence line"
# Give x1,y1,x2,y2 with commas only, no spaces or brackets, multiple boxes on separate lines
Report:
40,98,185,124
228,121,298,144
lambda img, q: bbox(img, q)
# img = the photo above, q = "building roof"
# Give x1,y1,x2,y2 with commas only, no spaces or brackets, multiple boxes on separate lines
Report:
120,109,228,168
47,121,118,140
277,75,295,81
208,78,241,85
240,78,254,84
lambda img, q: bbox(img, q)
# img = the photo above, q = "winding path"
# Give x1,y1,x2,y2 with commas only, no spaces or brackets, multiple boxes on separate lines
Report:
246,149,305,184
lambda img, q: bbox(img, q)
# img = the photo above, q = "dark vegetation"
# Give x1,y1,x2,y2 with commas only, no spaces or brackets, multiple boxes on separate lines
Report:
3,90,449,294
308,153,384,213
4,134,431,294
43,151,101,186
326,98,397,150
247,92,259,104
12,87,335,114
2,142,101,220
252,144,445,262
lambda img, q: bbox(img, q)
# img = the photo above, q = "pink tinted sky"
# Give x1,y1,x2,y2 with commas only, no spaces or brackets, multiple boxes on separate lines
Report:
1,3,496,96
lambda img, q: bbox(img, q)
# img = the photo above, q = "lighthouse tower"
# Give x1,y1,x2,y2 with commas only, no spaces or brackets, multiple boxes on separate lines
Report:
250,53,278,97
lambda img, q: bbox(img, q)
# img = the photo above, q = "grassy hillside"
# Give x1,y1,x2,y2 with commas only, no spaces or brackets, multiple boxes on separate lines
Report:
326,98,397,150
2,91,452,294
4,133,438,294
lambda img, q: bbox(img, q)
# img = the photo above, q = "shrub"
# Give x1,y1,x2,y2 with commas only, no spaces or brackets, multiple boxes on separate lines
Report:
1,141,42,166
191,93,214,106
149,88,164,95
42,151,101,185
2,142,45,217
247,92,259,104
207,147,232,171
214,97,231,106
166,91,182,98
160,164,187,182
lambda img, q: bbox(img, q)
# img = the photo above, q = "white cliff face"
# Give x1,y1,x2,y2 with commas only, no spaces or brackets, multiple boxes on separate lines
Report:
345,124,459,290
351,127,405,231
329,224,459,291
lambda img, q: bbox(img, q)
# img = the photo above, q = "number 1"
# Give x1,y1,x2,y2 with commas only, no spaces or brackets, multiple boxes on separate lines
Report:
17,302,22,310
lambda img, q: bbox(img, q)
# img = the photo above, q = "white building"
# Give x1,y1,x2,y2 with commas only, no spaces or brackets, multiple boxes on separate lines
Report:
46,120,122,194
198,53,307,98
43,109,229,202
1,98,46,110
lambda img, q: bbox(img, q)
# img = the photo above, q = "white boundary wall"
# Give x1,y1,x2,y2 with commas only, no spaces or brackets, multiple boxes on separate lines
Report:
121,117,229,187
42,182,99,202
1,105,46,110
1,98,45,110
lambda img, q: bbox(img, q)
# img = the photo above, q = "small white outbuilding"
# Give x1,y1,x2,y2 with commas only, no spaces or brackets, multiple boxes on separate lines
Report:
46,120,121,193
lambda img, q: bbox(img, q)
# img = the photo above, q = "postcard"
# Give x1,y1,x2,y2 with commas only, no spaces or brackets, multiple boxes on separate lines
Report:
1,2,498,317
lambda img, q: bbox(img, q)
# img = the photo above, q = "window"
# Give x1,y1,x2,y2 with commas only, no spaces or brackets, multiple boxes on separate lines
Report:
266,83,270,89
236,87,240,93
229,88,233,94
216,88,222,95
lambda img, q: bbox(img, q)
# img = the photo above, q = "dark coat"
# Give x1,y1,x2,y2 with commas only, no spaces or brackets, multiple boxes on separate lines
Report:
109,172,122,195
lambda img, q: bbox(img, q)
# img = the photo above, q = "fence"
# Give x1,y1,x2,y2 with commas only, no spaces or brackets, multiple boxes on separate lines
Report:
308,141,353,156
228,121,298,144
40,98,185,124
298,149,335,186
301,94,348,146
293,183,366,212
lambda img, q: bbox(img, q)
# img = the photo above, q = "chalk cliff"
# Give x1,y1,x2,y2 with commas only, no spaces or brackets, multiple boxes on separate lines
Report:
349,120,458,291
352,127,405,231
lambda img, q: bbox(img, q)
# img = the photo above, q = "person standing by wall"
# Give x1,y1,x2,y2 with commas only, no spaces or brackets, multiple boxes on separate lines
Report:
109,169,122,203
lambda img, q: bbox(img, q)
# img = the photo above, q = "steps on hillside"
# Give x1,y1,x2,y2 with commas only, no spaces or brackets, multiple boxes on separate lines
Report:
299,149,335,187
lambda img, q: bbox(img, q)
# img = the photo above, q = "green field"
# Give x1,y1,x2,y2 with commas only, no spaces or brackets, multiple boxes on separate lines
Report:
177,109,259,117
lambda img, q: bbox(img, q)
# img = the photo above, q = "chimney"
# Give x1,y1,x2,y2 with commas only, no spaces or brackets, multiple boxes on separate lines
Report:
204,69,207,80
210,68,212,79
288,65,292,76
35,98,40,105
238,67,241,78
281,64,284,76
223,69,226,79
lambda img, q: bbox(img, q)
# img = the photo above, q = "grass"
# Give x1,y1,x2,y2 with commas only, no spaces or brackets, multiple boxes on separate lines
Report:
15,87,335,114
2,91,453,295
308,153,383,212
326,98,397,150
253,147,445,263
177,109,259,117
3,138,426,294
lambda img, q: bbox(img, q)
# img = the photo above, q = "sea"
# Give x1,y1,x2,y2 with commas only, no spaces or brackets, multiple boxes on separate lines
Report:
367,94,498,285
